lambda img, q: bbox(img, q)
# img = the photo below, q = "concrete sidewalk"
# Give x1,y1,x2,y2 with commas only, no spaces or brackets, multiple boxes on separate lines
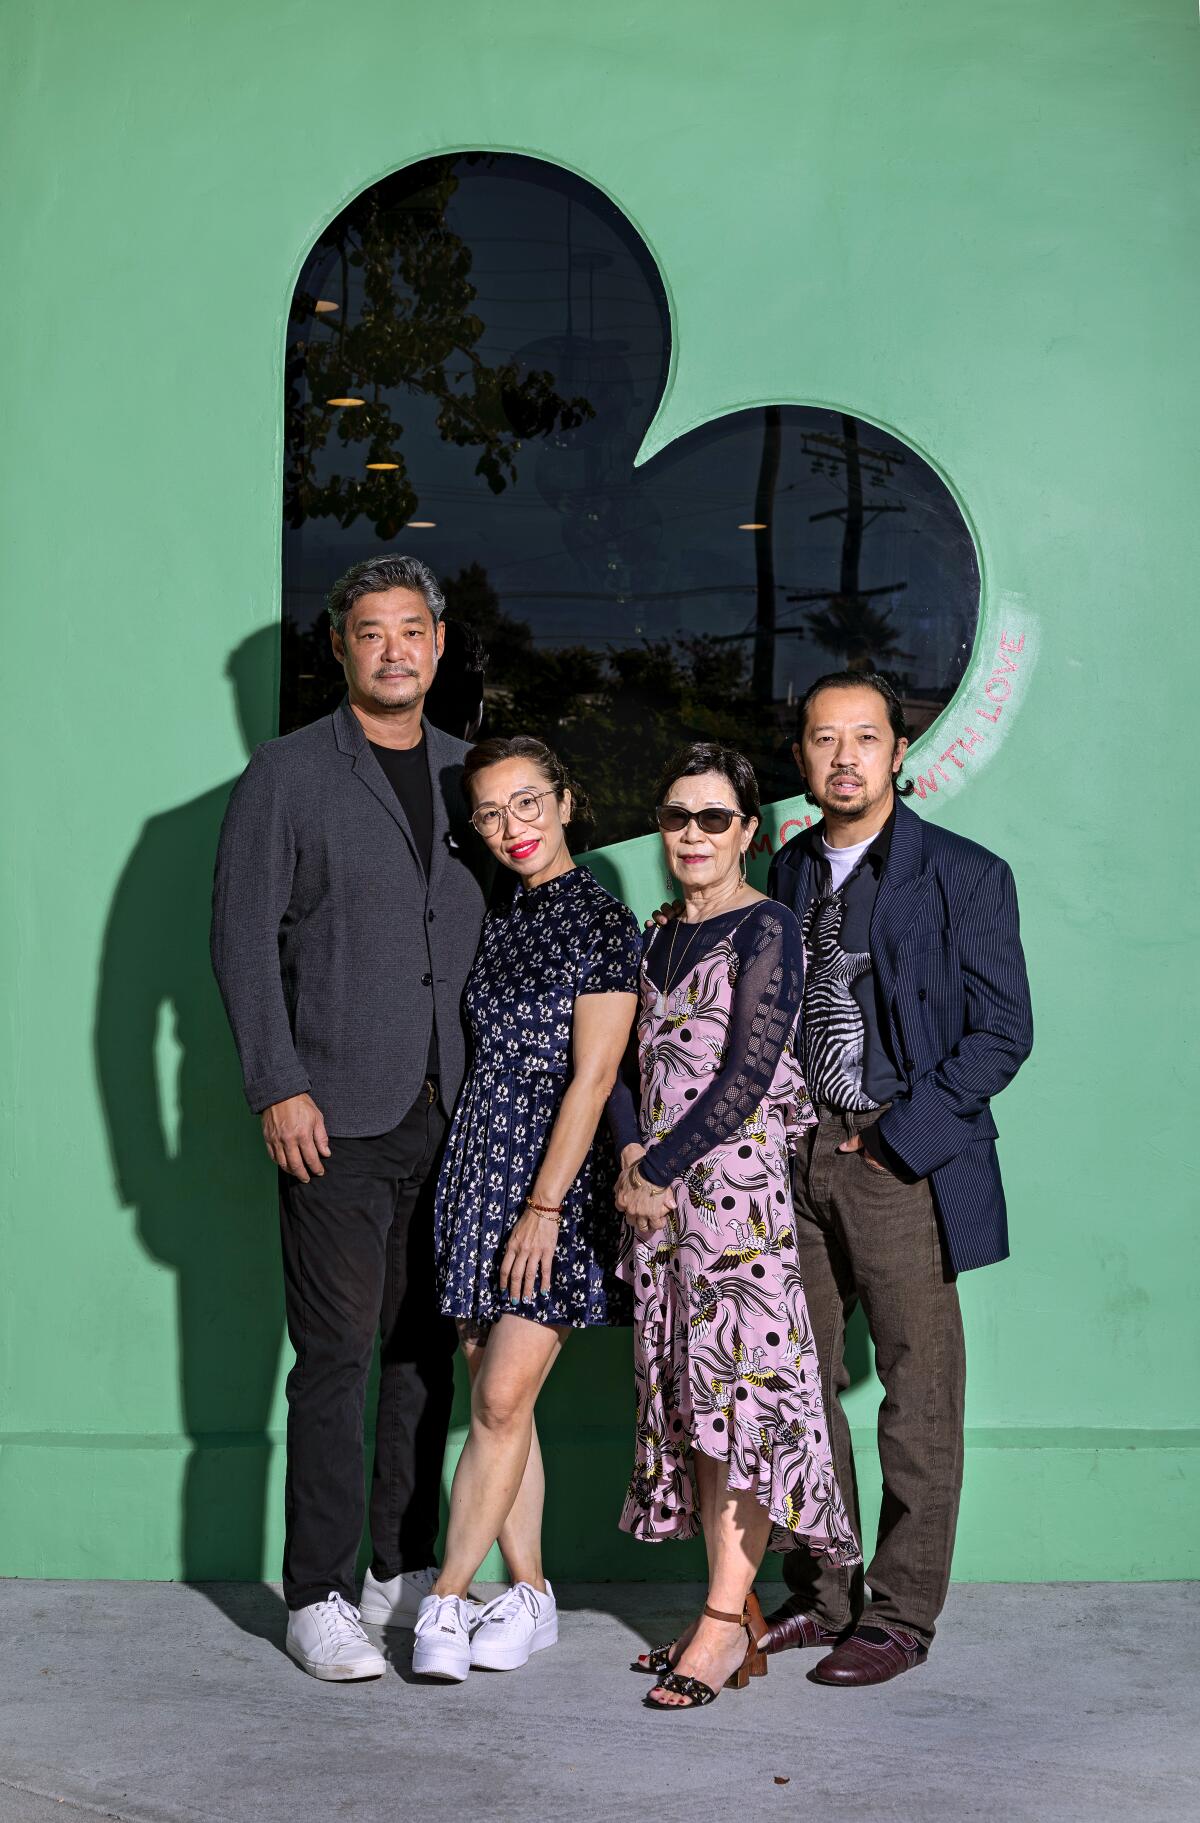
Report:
0,1581,1196,1823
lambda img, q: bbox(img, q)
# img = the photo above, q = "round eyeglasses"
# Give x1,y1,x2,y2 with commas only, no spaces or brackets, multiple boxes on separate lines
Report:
654,803,746,835
469,788,554,837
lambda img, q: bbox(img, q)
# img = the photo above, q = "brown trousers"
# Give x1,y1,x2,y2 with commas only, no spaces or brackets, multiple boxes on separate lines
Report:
783,1106,966,1644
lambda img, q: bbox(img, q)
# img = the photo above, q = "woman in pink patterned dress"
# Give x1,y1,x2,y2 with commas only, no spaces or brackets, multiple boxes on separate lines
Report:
610,743,859,1711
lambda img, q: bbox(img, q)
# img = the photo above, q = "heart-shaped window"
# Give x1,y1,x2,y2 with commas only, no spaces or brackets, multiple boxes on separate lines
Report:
283,153,981,848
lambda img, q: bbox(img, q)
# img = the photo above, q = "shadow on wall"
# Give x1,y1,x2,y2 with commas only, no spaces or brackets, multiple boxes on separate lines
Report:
93,628,289,1624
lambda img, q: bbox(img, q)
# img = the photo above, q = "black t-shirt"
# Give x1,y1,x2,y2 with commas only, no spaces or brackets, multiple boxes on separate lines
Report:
368,736,439,1087
369,738,434,877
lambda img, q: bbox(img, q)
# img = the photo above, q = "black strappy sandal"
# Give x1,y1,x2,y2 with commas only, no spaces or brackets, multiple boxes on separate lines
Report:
631,1614,701,1674
644,1593,769,1710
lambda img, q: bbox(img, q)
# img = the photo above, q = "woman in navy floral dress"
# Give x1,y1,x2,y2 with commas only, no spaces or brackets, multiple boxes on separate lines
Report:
412,737,641,1682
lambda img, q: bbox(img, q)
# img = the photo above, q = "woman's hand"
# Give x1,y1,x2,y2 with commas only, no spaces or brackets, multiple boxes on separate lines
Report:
616,1158,675,1237
616,1144,672,1238
499,1207,558,1304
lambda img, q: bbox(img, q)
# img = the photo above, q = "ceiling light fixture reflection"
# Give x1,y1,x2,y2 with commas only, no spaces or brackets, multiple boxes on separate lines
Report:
406,520,437,528
738,522,768,531
366,461,399,471
327,396,365,408
314,299,339,314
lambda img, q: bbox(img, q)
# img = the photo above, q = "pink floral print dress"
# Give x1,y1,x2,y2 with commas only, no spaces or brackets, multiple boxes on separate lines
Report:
611,902,860,1564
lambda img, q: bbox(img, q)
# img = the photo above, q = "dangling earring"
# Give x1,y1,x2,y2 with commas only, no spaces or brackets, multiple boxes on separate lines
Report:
739,847,749,883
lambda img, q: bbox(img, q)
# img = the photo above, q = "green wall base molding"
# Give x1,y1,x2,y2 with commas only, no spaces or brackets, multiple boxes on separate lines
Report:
3,1428,1195,1585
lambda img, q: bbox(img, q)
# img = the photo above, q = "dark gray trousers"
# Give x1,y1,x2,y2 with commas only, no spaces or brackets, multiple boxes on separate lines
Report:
784,1105,966,1644
278,1089,454,1611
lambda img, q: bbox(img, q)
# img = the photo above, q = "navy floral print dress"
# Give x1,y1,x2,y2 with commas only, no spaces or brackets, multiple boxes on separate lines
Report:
434,865,641,1329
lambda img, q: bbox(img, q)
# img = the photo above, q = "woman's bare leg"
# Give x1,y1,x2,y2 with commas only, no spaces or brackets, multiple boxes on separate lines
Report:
694,1448,721,1579
458,1323,551,1587
633,1447,716,1668
435,1316,566,1599
649,1448,772,1707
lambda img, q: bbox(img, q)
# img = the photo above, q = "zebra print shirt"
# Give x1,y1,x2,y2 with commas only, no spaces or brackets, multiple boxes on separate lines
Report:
799,836,906,1112
801,887,878,1111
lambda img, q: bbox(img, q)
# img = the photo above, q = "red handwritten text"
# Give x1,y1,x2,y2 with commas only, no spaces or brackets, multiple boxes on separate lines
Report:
910,631,1024,799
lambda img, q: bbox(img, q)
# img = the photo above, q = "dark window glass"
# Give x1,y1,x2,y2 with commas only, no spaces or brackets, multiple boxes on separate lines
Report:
282,153,979,843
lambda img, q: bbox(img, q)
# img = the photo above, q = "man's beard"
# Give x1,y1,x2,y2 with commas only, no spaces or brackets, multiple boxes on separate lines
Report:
367,674,423,710
816,774,885,821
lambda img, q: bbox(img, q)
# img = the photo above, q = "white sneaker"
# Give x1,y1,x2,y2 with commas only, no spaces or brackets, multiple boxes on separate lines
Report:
358,1564,438,1628
470,1581,558,1671
285,1592,386,1682
411,1592,475,1682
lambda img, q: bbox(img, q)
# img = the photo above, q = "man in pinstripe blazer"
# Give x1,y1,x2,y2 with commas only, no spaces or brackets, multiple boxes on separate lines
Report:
760,672,1033,1686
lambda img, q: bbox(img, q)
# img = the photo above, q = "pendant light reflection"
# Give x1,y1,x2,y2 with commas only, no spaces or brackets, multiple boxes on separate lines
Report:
738,522,768,531
365,461,400,471
327,396,365,408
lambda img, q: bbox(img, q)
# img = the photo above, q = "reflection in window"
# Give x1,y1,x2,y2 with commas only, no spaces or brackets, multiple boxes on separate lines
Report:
282,154,980,843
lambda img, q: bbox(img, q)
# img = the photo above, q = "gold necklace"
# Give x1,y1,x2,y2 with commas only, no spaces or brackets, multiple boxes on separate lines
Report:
662,916,705,998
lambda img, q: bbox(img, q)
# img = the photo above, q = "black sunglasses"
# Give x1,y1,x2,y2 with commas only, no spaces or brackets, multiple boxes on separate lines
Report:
654,803,746,835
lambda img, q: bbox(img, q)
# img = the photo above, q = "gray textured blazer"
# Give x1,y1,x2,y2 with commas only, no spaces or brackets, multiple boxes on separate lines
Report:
211,701,491,1134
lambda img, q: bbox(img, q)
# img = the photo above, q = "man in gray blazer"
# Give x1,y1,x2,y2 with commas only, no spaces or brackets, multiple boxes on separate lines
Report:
212,554,490,1681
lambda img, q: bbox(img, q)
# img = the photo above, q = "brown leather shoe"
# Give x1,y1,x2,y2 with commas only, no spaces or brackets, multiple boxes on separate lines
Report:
759,1594,849,1656
810,1623,928,1686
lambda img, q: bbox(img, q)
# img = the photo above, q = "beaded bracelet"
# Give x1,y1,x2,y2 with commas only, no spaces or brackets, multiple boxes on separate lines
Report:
526,1197,562,1215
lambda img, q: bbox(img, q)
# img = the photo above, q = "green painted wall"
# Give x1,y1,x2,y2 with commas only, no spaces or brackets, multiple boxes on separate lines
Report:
2,0,1197,1585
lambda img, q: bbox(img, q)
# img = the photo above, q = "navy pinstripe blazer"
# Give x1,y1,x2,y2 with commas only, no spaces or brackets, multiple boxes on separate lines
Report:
768,796,1033,1274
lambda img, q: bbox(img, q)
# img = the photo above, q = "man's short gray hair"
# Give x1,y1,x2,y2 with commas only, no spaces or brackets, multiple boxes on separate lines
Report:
326,554,446,635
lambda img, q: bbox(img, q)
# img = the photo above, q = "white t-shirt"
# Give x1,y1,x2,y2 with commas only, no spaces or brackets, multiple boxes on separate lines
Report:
821,832,874,893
